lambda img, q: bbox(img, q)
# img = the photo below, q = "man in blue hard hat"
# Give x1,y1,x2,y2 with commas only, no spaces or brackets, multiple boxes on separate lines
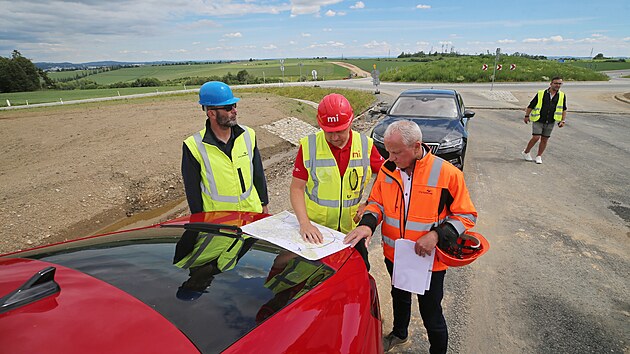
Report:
182,81,269,214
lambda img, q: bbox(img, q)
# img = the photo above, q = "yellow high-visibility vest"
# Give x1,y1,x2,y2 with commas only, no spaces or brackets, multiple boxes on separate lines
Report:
530,90,565,122
301,130,373,233
184,125,262,213
175,234,250,272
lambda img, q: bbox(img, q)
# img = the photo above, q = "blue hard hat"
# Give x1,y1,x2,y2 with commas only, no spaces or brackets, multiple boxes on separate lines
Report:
176,286,204,301
198,81,240,106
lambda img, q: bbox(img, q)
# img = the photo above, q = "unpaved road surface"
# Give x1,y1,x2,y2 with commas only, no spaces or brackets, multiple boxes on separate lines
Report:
0,93,299,253
1,84,628,353
331,61,371,78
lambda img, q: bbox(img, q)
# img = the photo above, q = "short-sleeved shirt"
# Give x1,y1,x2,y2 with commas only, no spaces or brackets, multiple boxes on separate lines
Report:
528,89,567,124
293,132,384,180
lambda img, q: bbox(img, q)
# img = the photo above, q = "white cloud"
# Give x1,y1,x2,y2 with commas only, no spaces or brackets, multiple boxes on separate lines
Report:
325,10,336,16
290,0,344,16
350,1,365,9
439,41,453,45
416,4,431,9
183,19,221,30
623,37,630,42
523,35,564,43
192,42,201,45
323,28,333,32
223,32,243,38
416,41,429,46
363,40,388,49
171,49,188,53
302,33,311,37
591,33,603,37
498,39,516,43
307,41,345,48
262,44,278,50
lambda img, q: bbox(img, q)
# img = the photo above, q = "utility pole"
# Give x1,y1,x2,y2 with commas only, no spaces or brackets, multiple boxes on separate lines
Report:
491,47,500,91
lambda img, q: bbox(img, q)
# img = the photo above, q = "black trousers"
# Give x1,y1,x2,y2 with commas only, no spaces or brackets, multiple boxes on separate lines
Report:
385,258,448,354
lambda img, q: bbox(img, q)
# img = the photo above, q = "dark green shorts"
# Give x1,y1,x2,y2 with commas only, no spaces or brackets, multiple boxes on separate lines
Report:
532,121,554,137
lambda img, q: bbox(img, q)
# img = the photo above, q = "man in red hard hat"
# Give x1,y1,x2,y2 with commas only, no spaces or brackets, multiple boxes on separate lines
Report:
290,93,384,267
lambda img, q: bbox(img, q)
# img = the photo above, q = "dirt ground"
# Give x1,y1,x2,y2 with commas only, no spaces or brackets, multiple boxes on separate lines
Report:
331,61,371,78
0,93,321,254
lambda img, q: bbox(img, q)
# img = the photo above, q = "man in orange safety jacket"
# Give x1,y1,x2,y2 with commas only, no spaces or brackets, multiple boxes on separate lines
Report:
344,120,477,353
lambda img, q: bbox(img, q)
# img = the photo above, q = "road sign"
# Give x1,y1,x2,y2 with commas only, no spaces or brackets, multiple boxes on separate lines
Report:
371,69,380,79
496,64,502,71
510,64,517,70
482,64,488,71
312,70,317,80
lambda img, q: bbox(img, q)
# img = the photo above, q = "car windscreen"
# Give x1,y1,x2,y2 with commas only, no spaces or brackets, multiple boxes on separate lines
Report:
11,227,336,353
390,96,458,118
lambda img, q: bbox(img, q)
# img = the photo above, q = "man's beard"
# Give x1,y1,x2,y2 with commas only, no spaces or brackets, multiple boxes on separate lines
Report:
216,112,237,128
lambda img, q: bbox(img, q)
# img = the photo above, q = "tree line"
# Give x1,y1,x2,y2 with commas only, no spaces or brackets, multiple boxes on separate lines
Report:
0,50,54,93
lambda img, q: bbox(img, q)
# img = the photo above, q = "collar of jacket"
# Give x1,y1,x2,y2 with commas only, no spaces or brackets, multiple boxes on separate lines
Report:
382,144,432,179
202,119,245,146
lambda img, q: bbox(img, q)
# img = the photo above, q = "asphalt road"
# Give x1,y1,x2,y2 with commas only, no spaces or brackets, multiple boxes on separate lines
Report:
359,82,629,353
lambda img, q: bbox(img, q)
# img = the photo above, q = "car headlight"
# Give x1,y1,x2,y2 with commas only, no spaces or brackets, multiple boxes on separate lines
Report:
371,125,386,143
439,137,463,150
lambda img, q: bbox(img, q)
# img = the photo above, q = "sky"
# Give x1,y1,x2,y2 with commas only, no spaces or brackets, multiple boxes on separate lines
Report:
1,0,629,63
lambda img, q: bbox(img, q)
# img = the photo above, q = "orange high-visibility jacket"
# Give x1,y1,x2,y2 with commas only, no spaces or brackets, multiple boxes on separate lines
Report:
363,148,477,271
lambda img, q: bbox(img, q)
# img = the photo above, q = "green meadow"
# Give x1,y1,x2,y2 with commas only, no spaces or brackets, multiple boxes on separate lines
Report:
2,56,617,107
47,59,348,85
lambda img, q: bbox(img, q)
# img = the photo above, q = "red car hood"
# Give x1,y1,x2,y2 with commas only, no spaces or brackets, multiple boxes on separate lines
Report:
0,258,199,353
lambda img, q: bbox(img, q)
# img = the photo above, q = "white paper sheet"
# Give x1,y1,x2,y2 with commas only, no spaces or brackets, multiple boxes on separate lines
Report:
392,239,434,295
240,211,350,260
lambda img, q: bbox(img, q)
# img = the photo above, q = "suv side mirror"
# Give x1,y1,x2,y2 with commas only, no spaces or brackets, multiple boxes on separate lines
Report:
463,110,475,118
380,106,389,114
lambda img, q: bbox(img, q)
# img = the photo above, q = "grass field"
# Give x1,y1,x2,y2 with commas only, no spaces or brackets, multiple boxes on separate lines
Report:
379,56,608,82
0,86,199,107
339,58,421,74
565,61,630,71
4,56,617,107
0,86,375,116
48,59,349,85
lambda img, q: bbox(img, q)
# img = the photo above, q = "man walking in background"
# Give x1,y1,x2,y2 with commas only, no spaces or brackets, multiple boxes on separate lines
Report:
182,81,269,214
522,76,567,164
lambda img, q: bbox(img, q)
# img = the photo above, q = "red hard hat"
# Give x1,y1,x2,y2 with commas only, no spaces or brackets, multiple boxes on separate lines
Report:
436,231,489,267
317,93,354,132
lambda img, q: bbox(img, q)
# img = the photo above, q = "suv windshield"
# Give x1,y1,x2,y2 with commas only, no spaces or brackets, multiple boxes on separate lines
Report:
390,96,458,118
10,227,335,353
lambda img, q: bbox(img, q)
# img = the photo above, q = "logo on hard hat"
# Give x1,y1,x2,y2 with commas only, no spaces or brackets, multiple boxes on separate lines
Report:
327,114,339,123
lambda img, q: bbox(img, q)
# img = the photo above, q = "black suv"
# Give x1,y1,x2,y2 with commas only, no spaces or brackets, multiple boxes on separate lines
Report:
370,89,474,170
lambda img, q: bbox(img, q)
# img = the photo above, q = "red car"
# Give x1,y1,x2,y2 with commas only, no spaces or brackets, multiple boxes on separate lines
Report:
0,211,382,353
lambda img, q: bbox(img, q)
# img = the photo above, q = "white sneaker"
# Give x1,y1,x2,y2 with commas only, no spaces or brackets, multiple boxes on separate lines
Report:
521,150,533,161
535,156,542,164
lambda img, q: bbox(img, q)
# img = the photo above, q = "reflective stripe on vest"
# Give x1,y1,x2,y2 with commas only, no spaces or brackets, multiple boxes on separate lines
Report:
192,129,254,203
264,258,321,294
371,153,477,271
184,125,262,212
530,90,565,122
176,234,247,272
301,130,373,233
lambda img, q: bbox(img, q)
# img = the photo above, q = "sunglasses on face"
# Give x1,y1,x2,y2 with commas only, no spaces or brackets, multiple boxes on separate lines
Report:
211,103,237,111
